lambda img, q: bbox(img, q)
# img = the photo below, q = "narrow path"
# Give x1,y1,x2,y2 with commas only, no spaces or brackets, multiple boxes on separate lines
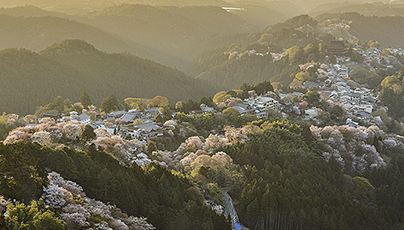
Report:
221,188,248,230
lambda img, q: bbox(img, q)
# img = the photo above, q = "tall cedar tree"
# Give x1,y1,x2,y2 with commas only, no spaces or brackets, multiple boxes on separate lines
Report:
80,91,92,108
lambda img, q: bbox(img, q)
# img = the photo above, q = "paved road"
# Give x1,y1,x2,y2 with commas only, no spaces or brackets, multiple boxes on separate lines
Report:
221,188,239,227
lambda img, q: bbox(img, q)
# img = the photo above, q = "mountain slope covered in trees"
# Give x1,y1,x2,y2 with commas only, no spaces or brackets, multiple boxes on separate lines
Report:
0,141,231,230
81,4,256,67
0,5,258,68
310,2,404,17
222,121,404,229
229,0,305,29
0,40,219,115
317,12,404,48
188,15,334,89
0,13,152,58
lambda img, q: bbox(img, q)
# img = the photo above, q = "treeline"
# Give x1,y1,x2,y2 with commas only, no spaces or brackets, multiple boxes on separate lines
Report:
0,4,256,68
318,12,404,48
379,67,404,120
0,14,147,56
191,40,332,89
0,142,231,230
222,120,404,229
310,2,404,18
0,39,219,115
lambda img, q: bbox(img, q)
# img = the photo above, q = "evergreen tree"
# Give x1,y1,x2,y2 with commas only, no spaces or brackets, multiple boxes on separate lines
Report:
0,117,11,140
80,91,92,108
199,96,214,107
254,80,274,96
51,96,65,113
159,105,173,122
100,94,120,113
0,210,6,230
0,145,43,201
184,98,199,113
5,200,67,230
81,124,96,141
34,158,49,186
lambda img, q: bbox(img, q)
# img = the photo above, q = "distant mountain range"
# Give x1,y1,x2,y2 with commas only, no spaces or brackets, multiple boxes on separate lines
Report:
0,14,151,57
310,2,404,17
0,40,219,115
0,5,257,68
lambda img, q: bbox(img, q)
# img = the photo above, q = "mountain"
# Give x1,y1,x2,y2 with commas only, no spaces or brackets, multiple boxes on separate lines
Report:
284,0,390,11
0,0,231,14
188,15,334,89
0,5,257,69
0,13,154,59
229,0,305,29
318,12,404,48
80,4,256,67
310,2,404,18
0,142,231,230
0,40,219,115
0,5,66,17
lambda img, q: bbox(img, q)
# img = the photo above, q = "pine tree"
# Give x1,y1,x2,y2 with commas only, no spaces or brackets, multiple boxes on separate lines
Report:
80,91,92,108
34,159,49,186
81,124,96,141
100,94,120,113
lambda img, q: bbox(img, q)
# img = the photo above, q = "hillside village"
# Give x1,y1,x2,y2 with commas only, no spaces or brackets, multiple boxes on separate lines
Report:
2,12,404,230
6,1,404,229
8,39,399,152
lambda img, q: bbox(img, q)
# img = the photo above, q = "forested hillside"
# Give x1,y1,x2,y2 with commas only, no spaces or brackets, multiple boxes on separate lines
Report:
317,12,404,48
310,2,404,18
225,0,305,29
222,121,404,229
188,15,334,89
0,142,231,229
0,5,258,68
0,14,151,58
0,40,219,115
81,4,256,67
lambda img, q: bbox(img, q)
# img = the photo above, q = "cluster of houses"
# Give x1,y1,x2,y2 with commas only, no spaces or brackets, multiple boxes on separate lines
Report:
319,63,377,122
61,107,165,141
224,41,388,124
31,39,399,141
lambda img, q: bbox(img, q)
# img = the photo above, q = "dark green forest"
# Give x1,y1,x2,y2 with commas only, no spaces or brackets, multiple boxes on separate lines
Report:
222,121,404,229
0,142,231,230
0,39,219,115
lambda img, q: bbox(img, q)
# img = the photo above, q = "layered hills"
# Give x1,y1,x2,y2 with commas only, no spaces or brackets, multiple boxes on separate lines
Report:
0,40,219,115
0,14,152,58
0,5,257,68
229,0,305,29
310,2,404,18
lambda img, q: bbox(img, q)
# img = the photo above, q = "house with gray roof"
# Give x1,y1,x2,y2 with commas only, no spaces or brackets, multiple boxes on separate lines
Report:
120,113,137,123
136,122,160,133
72,113,91,124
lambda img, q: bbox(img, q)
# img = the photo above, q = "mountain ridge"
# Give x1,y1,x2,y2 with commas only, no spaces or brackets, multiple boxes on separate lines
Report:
0,40,220,115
